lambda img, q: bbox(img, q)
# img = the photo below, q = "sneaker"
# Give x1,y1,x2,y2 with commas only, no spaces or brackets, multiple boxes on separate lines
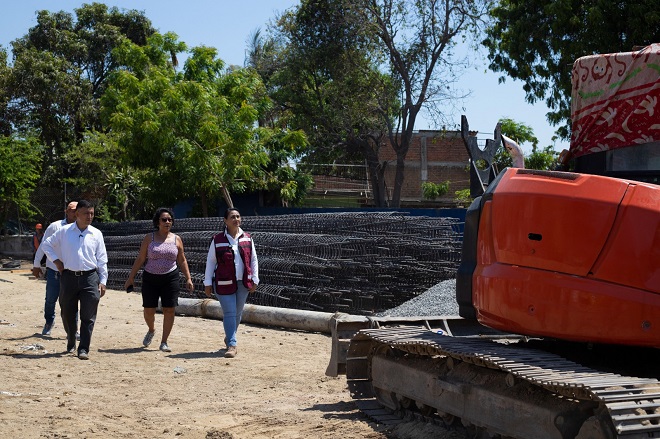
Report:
78,349,89,360
224,346,237,358
66,344,76,354
159,342,171,352
75,332,80,341
143,330,155,347
42,323,53,336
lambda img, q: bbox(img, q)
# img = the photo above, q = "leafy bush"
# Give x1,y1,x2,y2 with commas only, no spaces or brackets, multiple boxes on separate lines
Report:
454,189,473,206
421,181,450,200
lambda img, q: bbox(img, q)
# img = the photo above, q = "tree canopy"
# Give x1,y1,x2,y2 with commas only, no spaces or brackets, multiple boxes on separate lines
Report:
5,3,155,181
0,135,42,228
268,0,488,207
495,117,557,171
103,33,309,215
266,0,397,206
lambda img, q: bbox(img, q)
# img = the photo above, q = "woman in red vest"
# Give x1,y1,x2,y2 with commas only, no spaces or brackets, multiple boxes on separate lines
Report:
203,207,260,358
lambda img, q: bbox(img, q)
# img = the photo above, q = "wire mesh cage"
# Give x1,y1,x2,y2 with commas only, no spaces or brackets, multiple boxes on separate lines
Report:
98,212,463,315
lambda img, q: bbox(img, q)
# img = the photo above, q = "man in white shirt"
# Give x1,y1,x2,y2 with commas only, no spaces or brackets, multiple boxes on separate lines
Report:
32,201,78,336
40,200,108,360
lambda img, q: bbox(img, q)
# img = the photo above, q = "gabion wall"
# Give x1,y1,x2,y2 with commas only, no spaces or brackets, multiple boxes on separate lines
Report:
97,212,463,316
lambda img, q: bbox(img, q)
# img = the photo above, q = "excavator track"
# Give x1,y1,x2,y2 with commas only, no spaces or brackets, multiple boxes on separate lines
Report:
346,327,660,439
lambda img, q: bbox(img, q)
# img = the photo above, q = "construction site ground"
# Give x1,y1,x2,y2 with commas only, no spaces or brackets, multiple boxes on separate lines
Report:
0,266,465,439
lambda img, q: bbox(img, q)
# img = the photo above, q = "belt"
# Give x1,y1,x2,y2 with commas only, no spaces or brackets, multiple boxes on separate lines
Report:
63,269,97,276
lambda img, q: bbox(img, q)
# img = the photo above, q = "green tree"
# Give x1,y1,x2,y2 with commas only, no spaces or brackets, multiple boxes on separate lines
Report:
63,130,147,221
358,0,489,207
495,117,557,171
268,0,486,208
525,145,558,171
255,129,314,207
0,48,11,136
5,3,154,182
103,33,308,215
483,0,660,140
267,0,397,207
0,135,42,229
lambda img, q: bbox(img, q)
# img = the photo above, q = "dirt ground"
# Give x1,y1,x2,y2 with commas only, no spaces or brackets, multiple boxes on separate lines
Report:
0,265,462,439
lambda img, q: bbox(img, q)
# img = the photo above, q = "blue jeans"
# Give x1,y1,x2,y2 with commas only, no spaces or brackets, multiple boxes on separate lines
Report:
44,268,61,325
216,283,249,347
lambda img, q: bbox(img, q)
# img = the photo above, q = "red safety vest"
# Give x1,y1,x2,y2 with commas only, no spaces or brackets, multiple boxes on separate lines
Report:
212,231,255,295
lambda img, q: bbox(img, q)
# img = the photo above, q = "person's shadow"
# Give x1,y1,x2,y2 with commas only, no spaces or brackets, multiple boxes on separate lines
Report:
7,349,73,359
5,333,59,341
97,347,149,355
167,350,226,359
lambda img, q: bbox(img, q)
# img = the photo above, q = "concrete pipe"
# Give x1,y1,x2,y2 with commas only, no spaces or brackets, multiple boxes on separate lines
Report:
166,297,337,334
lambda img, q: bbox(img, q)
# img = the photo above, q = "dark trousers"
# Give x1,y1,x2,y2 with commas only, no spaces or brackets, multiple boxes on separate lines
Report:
59,271,100,353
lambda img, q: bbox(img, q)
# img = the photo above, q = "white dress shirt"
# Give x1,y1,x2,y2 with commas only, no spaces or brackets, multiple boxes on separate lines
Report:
40,222,109,285
204,228,259,288
33,218,68,271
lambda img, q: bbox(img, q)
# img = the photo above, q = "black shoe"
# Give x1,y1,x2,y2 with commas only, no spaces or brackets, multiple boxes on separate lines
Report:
78,349,89,360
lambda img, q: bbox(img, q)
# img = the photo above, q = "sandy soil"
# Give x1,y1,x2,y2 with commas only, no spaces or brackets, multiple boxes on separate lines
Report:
0,266,461,439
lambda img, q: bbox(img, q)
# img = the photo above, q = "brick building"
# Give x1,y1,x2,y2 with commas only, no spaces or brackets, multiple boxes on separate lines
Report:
378,129,471,206
307,129,474,207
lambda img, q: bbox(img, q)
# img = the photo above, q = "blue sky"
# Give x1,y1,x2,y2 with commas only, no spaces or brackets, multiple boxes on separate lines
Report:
0,0,568,153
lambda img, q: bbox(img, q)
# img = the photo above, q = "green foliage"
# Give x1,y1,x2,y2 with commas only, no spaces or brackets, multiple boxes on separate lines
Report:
6,4,155,182
499,118,539,149
269,0,488,207
0,135,43,225
484,0,660,140
254,128,313,207
63,131,147,221
104,33,310,213
422,181,450,200
493,147,513,172
494,117,557,171
526,145,559,171
454,189,473,206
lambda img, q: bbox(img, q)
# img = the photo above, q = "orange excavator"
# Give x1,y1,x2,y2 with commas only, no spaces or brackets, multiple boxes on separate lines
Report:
335,44,660,438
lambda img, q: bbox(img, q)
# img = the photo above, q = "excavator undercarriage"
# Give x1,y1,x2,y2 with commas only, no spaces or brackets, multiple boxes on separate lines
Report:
345,327,660,439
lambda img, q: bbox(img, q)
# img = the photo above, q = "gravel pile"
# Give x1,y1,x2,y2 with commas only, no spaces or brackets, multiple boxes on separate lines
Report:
377,279,459,317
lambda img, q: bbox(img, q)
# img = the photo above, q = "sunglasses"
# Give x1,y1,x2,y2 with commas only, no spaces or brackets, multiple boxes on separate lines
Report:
160,217,173,223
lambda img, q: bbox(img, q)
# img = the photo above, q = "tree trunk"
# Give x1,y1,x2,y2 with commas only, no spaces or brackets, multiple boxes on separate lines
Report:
367,161,387,207
221,185,234,209
353,135,389,208
390,132,411,208
391,155,406,208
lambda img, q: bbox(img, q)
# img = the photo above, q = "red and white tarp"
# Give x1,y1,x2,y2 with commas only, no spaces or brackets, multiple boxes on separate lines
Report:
570,43,660,157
